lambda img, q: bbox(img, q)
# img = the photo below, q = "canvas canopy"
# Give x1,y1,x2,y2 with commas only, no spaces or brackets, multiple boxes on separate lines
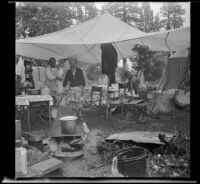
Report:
158,49,189,91
16,12,190,63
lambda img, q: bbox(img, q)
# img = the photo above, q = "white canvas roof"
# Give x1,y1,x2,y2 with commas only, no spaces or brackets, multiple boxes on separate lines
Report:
170,48,189,58
16,12,190,63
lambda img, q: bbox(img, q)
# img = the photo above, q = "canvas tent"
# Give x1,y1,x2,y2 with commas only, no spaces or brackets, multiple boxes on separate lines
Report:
158,49,190,91
16,12,190,64
16,12,146,63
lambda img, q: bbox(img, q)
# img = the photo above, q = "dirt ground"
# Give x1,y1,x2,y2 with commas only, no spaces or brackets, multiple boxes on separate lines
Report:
31,105,190,178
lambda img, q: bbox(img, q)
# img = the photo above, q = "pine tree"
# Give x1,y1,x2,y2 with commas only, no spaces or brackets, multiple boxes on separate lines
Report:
152,13,162,32
132,44,165,82
16,2,99,39
160,3,186,30
137,3,154,32
102,2,141,27
16,3,74,38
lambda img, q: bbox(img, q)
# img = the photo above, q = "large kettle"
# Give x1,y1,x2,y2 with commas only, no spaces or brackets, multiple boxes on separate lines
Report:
59,116,78,135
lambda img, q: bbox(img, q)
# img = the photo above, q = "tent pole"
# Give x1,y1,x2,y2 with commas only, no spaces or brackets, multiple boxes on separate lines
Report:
106,74,110,120
179,60,182,88
165,32,172,52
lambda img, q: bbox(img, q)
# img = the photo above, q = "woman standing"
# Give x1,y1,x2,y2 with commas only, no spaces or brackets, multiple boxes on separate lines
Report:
63,58,85,119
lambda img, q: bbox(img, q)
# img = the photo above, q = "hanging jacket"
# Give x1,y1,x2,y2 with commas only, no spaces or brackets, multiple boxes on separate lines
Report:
100,43,118,86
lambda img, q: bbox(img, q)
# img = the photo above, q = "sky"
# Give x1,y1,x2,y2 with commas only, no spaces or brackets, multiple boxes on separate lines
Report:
95,2,190,27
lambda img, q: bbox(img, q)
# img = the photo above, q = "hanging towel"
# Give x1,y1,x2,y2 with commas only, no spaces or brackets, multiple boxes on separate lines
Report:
15,56,25,83
32,66,46,89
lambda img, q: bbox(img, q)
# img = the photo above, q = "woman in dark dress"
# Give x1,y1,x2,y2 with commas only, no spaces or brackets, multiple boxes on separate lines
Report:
63,58,85,118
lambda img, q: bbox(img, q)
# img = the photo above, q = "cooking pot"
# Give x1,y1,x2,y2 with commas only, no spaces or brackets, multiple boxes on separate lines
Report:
59,116,78,134
27,132,46,151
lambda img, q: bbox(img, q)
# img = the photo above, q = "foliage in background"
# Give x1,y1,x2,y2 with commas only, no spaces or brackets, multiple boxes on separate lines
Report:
117,67,132,83
102,2,185,32
132,44,165,82
160,3,186,30
16,2,99,39
136,3,154,32
101,2,141,27
85,63,103,82
16,2,187,39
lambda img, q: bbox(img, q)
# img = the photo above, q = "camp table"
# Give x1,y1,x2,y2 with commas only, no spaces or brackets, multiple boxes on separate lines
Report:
15,95,53,133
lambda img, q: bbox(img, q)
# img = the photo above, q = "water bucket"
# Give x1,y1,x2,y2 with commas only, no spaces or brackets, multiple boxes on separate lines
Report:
59,116,78,134
28,132,46,151
115,146,147,177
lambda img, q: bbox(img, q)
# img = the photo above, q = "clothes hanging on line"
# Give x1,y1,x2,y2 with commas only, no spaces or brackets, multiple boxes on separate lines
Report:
56,68,64,94
100,43,118,86
32,67,39,89
39,67,46,85
15,56,25,83
32,66,46,89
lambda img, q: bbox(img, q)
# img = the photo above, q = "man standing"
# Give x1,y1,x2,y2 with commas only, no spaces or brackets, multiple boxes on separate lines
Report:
45,57,62,105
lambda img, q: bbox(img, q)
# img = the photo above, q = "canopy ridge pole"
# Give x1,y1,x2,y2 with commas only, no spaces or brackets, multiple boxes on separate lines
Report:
84,45,101,63
80,13,104,42
165,32,172,52
31,43,65,58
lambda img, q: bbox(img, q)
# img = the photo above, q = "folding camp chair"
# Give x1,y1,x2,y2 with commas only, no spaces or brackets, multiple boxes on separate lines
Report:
108,83,128,119
84,86,103,110
124,89,160,122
